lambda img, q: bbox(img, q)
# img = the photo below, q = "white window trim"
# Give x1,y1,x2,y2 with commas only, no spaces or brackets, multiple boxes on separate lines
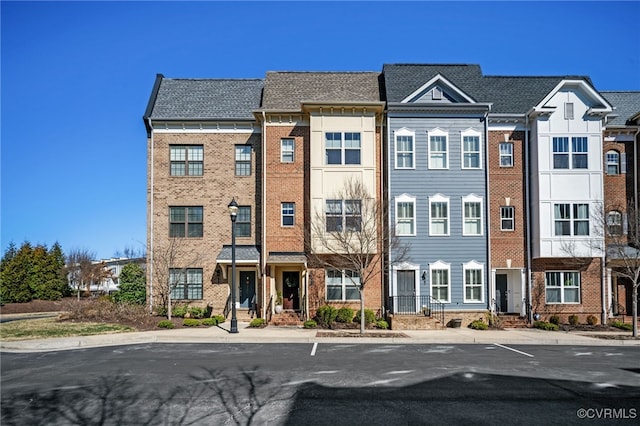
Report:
280,138,295,163
499,142,514,167
500,206,515,231
281,202,295,227
430,260,450,303
545,271,581,304
428,128,449,170
429,194,450,236
462,194,483,236
463,260,484,303
325,269,361,302
394,128,416,170
395,194,416,236
460,129,482,170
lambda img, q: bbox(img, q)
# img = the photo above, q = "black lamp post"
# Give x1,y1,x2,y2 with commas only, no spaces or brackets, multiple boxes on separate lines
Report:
228,198,239,333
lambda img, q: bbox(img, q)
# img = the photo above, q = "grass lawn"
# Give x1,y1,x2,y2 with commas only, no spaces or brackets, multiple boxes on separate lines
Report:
0,318,135,341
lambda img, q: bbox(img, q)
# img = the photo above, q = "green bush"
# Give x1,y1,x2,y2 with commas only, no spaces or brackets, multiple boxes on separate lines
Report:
157,320,174,329
249,318,266,328
113,263,146,305
188,307,206,319
155,306,168,317
303,319,317,329
335,307,354,323
375,319,389,329
172,305,188,318
533,320,559,331
355,309,376,325
213,314,226,324
610,320,632,331
469,319,488,330
549,315,560,325
202,317,218,326
568,314,579,325
183,318,201,327
316,305,338,326
587,315,598,325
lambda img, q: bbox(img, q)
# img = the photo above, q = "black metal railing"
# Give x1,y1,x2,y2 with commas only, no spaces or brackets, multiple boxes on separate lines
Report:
386,295,445,325
223,294,231,319
266,295,273,324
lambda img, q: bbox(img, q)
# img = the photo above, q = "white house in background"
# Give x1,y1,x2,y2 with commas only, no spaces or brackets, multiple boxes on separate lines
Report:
89,257,146,294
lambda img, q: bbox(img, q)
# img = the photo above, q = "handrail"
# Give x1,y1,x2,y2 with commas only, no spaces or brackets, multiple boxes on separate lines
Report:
223,294,231,319
386,295,445,325
266,295,273,324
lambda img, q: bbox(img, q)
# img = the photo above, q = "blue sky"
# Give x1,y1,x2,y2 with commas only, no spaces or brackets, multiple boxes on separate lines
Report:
2,1,639,260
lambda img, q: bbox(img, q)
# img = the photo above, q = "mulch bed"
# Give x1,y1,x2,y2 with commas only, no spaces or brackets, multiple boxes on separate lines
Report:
316,330,410,338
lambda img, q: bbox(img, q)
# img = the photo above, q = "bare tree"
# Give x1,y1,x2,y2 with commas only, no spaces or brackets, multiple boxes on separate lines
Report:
309,178,409,334
149,238,203,320
65,248,110,300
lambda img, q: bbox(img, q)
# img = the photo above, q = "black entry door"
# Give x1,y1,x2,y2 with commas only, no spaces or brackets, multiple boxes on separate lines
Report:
496,274,508,313
282,271,299,310
397,270,415,314
239,271,255,308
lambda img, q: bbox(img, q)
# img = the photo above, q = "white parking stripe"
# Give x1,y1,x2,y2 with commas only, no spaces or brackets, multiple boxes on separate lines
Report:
493,343,534,358
310,342,318,356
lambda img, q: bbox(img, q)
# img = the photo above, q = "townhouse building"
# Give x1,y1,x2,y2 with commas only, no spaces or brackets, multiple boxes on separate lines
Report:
143,65,636,329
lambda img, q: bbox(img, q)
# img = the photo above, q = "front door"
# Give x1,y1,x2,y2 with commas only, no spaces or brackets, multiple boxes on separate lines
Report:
496,274,508,313
239,271,255,308
397,270,415,313
282,271,299,310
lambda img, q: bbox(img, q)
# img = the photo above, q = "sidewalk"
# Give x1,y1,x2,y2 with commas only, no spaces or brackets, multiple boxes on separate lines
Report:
2,321,638,353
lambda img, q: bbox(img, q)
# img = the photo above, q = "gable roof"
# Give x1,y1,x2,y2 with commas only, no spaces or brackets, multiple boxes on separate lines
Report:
478,76,566,114
601,91,640,126
261,72,383,111
145,75,264,120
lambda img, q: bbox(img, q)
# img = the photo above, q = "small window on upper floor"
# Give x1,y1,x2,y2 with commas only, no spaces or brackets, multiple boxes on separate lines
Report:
432,87,443,100
461,130,482,169
499,143,513,167
235,145,252,176
395,129,415,169
281,139,295,163
565,102,574,120
428,130,448,169
606,211,623,236
606,150,620,175
325,132,361,165
236,206,251,237
170,145,203,176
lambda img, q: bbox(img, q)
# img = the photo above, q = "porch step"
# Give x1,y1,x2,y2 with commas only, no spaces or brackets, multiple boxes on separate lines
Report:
388,314,444,330
270,311,302,326
498,314,529,328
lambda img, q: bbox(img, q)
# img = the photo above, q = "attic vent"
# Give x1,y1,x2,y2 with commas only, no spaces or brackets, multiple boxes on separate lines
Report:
564,102,574,120
432,87,443,100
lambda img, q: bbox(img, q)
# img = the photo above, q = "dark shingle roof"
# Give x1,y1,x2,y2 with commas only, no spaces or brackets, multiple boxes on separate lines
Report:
601,92,640,126
216,245,260,262
478,76,566,114
261,72,383,110
149,77,263,120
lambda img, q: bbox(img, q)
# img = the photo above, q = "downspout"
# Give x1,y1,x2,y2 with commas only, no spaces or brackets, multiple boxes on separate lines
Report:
385,109,391,314
380,109,386,315
146,117,154,314
635,127,640,238
484,111,491,314
261,110,267,319
525,114,533,323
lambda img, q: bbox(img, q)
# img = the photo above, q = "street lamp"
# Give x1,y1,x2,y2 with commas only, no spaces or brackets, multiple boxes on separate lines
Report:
228,198,239,333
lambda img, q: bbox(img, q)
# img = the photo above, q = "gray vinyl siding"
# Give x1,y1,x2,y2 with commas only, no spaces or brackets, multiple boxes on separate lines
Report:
389,114,488,310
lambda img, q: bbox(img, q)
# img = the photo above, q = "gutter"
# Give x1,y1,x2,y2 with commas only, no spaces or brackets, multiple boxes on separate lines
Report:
484,110,491,313
146,117,154,313
525,114,533,323
261,110,267,319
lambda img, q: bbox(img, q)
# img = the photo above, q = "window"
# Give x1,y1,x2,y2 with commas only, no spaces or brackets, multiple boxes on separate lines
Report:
281,203,295,227
499,143,513,167
236,206,251,237
326,269,360,301
554,203,589,236
325,200,361,232
429,195,449,236
572,137,588,169
396,196,416,236
430,261,450,303
395,129,415,169
428,130,448,169
462,130,481,169
281,139,294,163
606,150,620,175
607,211,623,236
553,136,588,169
500,206,514,231
170,268,203,300
564,102,574,120
170,145,203,176
169,207,203,238
463,195,483,236
463,261,483,303
325,132,361,165
235,145,252,176
546,271,580,303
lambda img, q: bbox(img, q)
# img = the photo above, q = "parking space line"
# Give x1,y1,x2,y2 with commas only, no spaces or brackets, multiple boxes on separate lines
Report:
310,342,318,356
494,343,534,358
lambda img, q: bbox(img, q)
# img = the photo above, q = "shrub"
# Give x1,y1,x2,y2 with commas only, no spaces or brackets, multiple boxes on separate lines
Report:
587,315,598,325
213,314,226,324
375,319,389,330
335,307,354,323
469,319,488,330
157,320,174,329
155,306,168,317
610,320,632,331
355,309,376,325
113,263,146,305
568,314,579,326
549,315,560,325
533,321,559,331
183,318,201,327
249,318,266,328
188,307,206,319
63,297,148,325
202,318,218,326
172,305,188,318
303,319,317,329
316,305,338,326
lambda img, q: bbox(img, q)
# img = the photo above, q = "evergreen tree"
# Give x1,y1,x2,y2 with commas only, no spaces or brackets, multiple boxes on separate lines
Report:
1,242,34,303
114,263,146,305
